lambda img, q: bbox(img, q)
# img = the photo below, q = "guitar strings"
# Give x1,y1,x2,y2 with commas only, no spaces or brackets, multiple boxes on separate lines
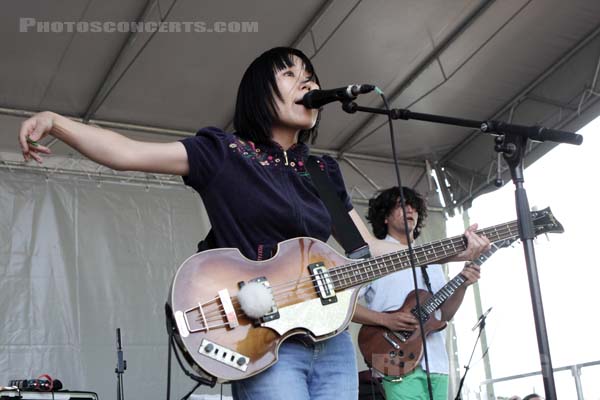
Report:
193,223,521,326
193,223,520,324
269,223,517,296
192,219,528,327
196,224,520,328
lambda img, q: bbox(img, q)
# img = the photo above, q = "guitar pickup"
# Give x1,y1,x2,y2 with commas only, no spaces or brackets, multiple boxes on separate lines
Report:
390,330,409,343
383,332,401,349
308,262,337,305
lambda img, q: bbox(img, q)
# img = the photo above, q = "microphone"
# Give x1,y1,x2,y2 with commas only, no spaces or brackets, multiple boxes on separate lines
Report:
296,84,376,109
471,306,493,331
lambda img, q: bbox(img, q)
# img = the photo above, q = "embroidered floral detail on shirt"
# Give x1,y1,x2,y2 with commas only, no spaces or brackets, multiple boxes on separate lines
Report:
227,136,310,176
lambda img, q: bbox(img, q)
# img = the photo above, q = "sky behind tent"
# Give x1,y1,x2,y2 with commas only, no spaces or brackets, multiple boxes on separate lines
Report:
446,114,600,399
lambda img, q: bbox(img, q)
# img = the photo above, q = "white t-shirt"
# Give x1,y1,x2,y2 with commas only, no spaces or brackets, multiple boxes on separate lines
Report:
360,235,449,375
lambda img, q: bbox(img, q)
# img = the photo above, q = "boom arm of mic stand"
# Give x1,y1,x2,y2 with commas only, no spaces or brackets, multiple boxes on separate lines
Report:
341,102,583,146
482,120,583,145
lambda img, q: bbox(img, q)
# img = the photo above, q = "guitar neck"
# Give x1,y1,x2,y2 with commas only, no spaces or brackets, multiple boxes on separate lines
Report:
471,239,513,267
332,220,519,291
418,240,510,316
418,274,466,316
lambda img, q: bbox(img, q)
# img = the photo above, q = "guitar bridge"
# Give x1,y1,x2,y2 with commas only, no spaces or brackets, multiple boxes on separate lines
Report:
308,262,337,305
218,289,239,328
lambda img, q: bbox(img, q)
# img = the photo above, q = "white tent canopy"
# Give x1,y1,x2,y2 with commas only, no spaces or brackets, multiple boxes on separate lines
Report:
2,0,599,208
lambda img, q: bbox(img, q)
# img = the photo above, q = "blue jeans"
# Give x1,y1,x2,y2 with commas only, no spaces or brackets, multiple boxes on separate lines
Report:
231,330,358,400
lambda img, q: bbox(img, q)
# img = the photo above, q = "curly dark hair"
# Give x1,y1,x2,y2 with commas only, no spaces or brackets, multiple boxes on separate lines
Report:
367,186,428,240
522,394,542,400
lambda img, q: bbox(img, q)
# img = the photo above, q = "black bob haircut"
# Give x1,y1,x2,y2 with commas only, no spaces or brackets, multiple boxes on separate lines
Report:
234,47,321,145
367,186,428,240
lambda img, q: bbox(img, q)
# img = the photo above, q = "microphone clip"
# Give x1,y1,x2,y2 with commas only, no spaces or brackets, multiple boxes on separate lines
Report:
341,101,358,114
471,307,493,331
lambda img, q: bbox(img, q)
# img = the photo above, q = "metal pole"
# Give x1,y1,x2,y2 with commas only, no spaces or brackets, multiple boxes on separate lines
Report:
461,208,495,400
571,365,584,400
471,282,495,399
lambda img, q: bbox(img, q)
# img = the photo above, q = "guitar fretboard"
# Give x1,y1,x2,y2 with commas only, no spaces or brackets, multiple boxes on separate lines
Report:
418,274,467,317
417,239,511,317
330,220,520,291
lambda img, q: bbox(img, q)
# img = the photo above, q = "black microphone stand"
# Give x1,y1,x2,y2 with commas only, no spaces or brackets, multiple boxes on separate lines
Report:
454,310,491,400
115,328,127,400
164,303,217,400
341,101,583,400
364,95,436,400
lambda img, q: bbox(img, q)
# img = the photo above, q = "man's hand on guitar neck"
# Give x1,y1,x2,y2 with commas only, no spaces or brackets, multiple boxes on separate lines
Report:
460,262,481,286
439,223,491,264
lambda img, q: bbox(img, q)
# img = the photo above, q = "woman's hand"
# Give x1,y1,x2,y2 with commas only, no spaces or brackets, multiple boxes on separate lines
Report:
18,111,55,163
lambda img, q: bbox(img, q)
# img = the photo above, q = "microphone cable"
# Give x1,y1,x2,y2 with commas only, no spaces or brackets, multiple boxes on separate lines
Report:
375,86,435,400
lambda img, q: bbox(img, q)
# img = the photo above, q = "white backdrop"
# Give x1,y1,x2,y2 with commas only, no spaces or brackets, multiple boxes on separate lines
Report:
0,168,227,399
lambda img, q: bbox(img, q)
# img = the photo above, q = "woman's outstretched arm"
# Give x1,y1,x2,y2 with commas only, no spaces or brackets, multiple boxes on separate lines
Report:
18,111,189,176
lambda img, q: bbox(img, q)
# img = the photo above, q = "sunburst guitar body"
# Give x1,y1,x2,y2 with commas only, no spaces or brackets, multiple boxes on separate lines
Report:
167,208,563,381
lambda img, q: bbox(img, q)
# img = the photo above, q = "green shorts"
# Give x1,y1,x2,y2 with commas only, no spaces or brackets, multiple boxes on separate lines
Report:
382,367,449,400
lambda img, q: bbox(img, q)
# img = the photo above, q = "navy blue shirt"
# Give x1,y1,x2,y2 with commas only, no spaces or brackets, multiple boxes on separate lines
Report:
180,127,353,261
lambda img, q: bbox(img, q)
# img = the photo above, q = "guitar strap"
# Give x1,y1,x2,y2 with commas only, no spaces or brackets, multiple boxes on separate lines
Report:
195,157,433,292
306,155,371,260
420,265,433,294
306,155,433,292
195,228,217,253
195,155,372,260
